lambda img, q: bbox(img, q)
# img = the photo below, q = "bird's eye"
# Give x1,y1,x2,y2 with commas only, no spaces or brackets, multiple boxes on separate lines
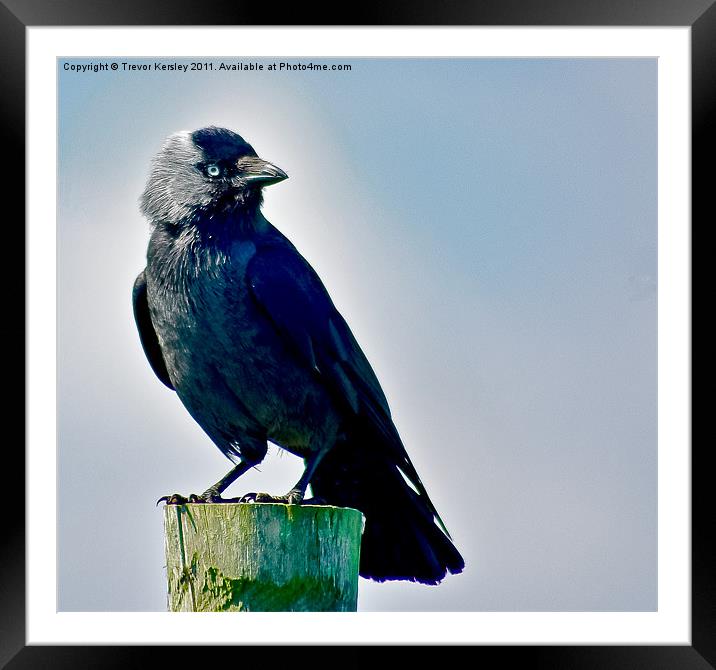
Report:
206,164,221,177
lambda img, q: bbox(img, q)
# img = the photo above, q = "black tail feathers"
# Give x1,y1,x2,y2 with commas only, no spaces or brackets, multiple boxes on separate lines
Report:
309,431,465,584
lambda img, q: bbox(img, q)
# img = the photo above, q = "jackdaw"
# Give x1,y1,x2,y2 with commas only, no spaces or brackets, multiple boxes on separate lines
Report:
133,126,464,584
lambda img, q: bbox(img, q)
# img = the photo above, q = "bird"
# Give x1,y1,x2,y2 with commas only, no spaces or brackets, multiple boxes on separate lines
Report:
133,126,465,584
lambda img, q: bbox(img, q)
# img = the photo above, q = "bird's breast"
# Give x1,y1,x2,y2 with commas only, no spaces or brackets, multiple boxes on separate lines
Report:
146,235,325,438
147,237,261,368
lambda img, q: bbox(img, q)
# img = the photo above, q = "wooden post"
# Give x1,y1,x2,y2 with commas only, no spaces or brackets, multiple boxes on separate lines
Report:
163,502,363,612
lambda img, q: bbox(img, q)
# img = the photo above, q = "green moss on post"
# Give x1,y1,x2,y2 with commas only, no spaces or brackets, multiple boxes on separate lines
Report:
163,503,363,612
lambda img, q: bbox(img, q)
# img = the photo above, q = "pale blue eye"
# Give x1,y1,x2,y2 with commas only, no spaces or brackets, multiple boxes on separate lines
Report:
206,164,221,177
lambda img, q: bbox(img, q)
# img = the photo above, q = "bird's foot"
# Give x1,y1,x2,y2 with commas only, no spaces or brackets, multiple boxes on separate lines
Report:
156,488,237,506
239,488,304,505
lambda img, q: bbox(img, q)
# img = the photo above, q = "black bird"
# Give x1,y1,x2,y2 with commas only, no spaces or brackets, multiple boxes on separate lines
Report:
133,126,464,584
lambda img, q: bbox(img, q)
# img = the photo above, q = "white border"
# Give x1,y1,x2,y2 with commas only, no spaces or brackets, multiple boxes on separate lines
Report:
27,27,691,645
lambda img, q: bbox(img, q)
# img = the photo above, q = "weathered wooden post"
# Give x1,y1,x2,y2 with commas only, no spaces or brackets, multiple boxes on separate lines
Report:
163,502,363,611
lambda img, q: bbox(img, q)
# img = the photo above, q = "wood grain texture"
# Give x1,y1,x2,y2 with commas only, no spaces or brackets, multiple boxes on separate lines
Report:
164,502,363,611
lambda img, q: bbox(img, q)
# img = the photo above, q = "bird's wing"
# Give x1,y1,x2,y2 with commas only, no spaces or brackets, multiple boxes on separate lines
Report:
246,244,437,511
132,270,175,390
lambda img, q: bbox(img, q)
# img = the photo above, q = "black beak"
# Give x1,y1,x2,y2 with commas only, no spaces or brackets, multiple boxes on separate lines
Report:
237,156,288,187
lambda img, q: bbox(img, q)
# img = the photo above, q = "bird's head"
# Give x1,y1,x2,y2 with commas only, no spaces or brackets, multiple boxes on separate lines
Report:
140,126,287,228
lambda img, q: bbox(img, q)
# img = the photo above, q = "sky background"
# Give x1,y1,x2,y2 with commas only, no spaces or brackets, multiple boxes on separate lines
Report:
58,57,657,612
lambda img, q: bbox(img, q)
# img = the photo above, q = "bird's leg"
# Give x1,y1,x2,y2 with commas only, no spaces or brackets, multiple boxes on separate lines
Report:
199,460,258,501
158,436,269,505
157,460,256,505
240,447,329,506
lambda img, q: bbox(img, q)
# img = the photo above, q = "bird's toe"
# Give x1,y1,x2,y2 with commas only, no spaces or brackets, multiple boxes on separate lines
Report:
239,492,261,503
156,493,189,506
238,490,304,505
197,487,224,503
256,491,283,503
243,491,281,503
285,489,304,505
157,491,229,505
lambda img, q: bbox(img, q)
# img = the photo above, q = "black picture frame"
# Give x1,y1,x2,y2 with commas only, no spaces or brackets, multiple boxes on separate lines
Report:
8,0,706,666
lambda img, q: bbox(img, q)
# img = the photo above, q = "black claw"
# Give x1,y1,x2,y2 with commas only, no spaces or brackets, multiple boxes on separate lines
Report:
157,493,190,506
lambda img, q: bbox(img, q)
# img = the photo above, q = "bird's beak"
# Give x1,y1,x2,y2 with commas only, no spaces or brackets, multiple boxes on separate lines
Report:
237,156,288,187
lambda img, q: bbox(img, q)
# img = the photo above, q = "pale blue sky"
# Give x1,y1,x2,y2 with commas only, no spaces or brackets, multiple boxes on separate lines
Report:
58,57,657,611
